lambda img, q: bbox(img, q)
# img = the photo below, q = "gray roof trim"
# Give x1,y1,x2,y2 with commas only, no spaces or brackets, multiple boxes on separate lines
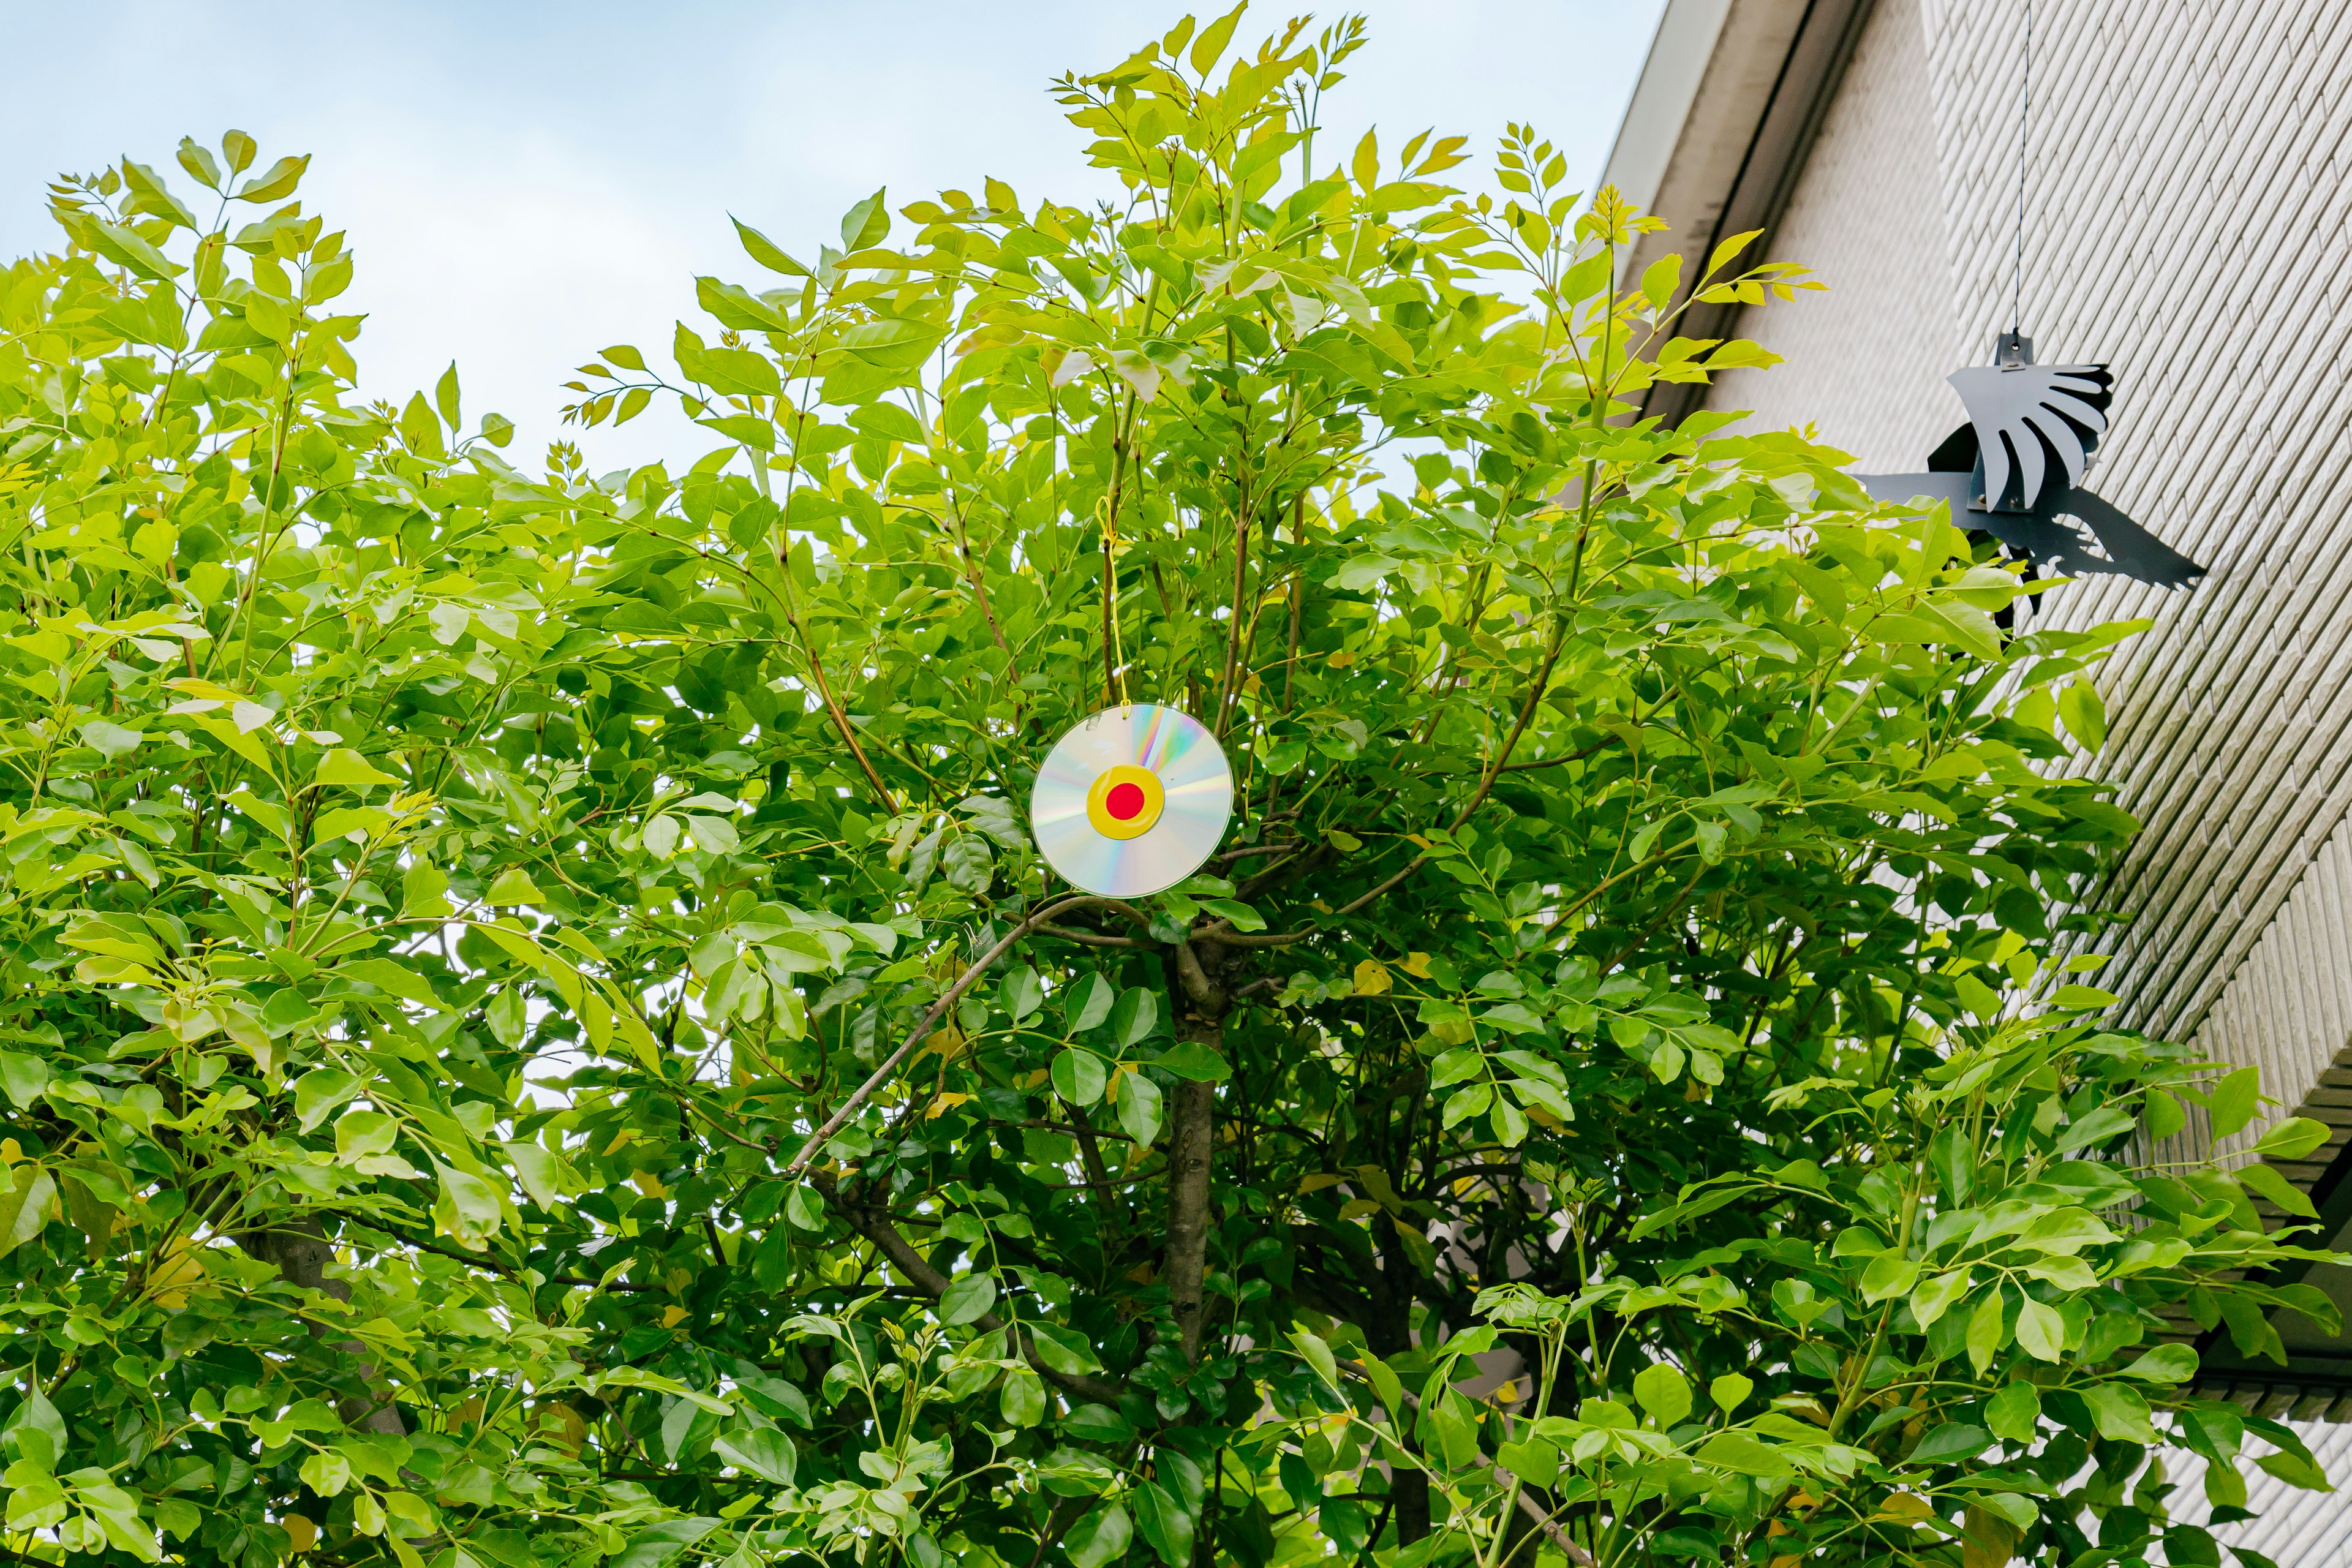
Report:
1599,0,1880,424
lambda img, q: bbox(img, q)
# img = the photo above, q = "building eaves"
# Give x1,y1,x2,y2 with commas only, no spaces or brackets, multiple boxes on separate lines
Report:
1599,0,1879,426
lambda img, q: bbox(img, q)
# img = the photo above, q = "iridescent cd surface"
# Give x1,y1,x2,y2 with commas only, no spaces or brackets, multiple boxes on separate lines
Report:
1031,704,1232,897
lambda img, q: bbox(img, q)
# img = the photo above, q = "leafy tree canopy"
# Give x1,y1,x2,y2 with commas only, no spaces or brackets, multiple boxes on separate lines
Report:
0,12,2340,1568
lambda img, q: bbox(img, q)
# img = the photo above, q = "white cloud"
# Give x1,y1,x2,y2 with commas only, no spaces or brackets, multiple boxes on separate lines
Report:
0,0,1664,467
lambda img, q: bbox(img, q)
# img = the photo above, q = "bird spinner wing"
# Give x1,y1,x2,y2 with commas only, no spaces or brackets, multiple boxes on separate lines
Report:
1947,364,2114,512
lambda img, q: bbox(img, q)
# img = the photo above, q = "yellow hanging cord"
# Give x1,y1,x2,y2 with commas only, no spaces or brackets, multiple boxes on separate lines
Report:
1099,497,1132,709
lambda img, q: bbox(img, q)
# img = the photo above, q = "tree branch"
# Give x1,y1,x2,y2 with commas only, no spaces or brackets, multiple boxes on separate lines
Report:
1332,1357,1596,1567
815,1170,1125,1406
783,894,1132,1179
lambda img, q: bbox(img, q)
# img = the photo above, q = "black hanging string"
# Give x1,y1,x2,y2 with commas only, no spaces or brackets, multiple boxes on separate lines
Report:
2011,0,2033,335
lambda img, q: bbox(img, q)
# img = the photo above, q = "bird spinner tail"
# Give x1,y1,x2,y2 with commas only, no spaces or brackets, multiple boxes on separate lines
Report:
1946,363,2114,515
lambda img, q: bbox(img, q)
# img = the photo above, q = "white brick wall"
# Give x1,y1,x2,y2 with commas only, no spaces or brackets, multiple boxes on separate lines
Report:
1702,0,1965,471
1690,1,2352,1553
1706,0,2352,1056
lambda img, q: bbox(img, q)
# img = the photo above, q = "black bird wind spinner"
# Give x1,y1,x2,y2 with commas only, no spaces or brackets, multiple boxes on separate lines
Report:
1856,333,2206,589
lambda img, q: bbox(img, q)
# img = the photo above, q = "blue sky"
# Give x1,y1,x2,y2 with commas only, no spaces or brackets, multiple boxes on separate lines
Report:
0,1,1664,467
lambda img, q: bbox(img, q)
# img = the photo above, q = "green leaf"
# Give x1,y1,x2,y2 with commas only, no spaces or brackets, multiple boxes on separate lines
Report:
2015,1297,2065,1362
1,1387,64,1469
2081,1383,2157,1443
1704,228,1763,276
298,1450,352,1496
2207,1066,2262,1139
1909,1423,1991,1464
839,188,891,252
1496,1438,1560,1487
711,1427,796,1485
1632,1362,1691,1427
1928,1124,1972,1204
1694,1432,1790,1476
0,1052,53,1109
1909,1269,1970,1330
78,720,144,758
342,959,450,1011
1117,1069,1163,1145
1051,1049,1107,1106
1201,897,1265,931
1134,1480,1194,1567
236,154,310,203
2236,1160,2317,1218
2054,1103,2135,1153
1189,3,1245,73
609,1519,720,1568
1065,973,1117,1033
82,217,184,281
1966,1291,2007,1375
1152,1042,1229,1081
1025,1322,1102,1376
1001,963,1045,1021
2057,680,2106,751
177,137,224,190
1066,1502,1131,1568
433,1161,503,1243
731,217,810,276
1638,253,1683,309
293,1068,363,1133
1327,553,1399,592
939,1274,997,1325
1709,1373,1752,1414
2253,1444,2332,1491
785,1186,825,1232
486,867,543,905
503,1142,565,1210
1000,1370,1045,1427
1985,1381,2040,1444
1289,1329,1338,1388
2118,1343,2198,1383
2251,1117,2332,1162
1110,986,1159,1046
1861,1251,1921,1303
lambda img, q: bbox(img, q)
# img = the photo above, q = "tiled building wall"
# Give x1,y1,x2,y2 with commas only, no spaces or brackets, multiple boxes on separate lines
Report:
1688,1,2352,1556
1711,0,2352,1068
1700,0,1964,472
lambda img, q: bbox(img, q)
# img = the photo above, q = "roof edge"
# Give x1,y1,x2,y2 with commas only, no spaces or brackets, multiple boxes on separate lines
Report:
1598,0,1735,228
1598,0,1880,423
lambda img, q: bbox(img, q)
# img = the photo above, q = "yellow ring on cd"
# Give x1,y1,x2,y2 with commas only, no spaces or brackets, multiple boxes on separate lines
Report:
1087,764,1164,840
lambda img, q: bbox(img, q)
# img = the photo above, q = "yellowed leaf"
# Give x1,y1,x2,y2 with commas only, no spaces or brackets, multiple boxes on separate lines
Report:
149,1235,206,1309
538,1403,587,1453
1401,952,1434,978
1353,960,1392,997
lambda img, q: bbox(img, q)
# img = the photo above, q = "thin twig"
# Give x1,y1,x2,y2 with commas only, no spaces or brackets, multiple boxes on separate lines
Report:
782,894,1138,1178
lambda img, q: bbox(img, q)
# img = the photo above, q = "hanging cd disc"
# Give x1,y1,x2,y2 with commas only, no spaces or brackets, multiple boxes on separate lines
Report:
1031,704,1232,897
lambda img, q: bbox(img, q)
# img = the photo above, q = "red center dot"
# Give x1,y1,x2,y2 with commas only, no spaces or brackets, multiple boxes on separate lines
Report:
1105,780,1148,821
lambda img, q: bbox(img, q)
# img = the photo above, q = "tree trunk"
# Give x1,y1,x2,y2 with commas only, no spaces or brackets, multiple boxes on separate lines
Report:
1164,936,1229,1366
238,1216,406,1436
1164,1069,1217,1363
